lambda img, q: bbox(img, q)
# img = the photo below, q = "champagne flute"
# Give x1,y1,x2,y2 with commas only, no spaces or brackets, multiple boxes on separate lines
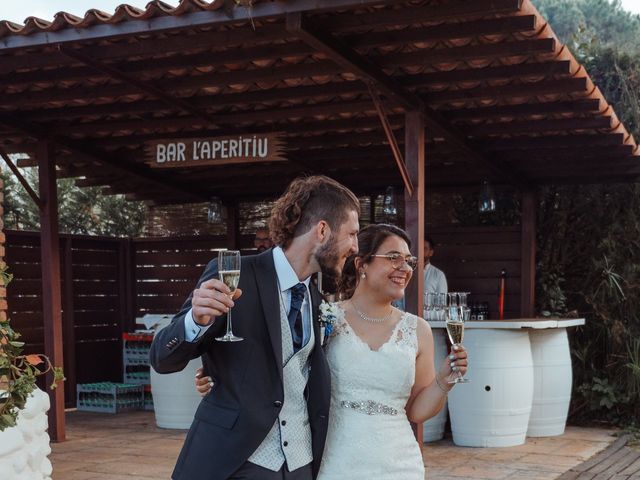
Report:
424,292,434,320
445,305,469,384
216,250,243,342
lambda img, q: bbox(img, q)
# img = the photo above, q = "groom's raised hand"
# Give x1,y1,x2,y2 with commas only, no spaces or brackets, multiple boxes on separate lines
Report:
192,278,243,326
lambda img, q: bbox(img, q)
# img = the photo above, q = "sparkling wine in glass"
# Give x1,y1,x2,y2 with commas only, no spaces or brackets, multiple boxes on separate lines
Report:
216,250,243,342
445,306,469,384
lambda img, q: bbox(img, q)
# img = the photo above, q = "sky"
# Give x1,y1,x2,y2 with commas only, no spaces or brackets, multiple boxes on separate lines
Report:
1,0,640,23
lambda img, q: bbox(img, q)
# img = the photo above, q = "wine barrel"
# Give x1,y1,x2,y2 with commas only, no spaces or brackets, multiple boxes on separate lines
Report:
448,329,533,447
423,329,449,442
527,329,572,437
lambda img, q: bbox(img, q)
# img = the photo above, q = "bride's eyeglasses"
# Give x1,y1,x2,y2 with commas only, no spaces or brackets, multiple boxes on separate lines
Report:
371,253,418,271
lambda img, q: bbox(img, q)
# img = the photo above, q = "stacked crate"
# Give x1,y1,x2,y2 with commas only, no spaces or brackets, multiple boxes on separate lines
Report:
123,332,153,385
77,383,143,413
123,332,154,411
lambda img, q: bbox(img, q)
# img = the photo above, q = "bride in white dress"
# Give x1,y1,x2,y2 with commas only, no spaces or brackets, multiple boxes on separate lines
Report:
318,224,467,479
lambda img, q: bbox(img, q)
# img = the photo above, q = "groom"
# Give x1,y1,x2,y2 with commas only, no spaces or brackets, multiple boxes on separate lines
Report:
150,176,360,480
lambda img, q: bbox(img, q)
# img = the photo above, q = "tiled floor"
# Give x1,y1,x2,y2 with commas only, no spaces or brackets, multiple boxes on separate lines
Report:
50,411,618,480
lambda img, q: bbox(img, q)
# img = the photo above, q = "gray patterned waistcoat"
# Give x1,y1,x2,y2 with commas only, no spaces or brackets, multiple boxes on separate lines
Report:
248,296,315,472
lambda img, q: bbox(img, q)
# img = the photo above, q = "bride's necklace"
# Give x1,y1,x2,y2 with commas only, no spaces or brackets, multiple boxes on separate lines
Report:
350,299,393,324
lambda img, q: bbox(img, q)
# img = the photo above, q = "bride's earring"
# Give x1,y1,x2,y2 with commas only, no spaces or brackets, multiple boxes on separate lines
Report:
360,271,366,280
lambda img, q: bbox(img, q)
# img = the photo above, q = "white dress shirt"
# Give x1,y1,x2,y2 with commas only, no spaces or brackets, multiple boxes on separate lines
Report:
424,263,448,294
184,246,312,343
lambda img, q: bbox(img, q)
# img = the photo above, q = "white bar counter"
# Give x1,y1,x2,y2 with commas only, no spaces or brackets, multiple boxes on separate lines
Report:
428,318,585,330
427,318,585,447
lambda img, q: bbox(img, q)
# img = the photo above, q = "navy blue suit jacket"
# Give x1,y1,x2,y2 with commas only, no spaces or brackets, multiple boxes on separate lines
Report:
149,250,331,480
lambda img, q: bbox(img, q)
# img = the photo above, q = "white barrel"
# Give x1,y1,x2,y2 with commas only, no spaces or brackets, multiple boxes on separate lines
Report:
423,329,448,442
149,319,203,429
150,358,203,429
448,329,533,447
527,329,572,437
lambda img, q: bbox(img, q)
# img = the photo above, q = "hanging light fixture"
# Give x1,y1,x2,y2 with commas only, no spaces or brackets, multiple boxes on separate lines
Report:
207,197,226,224
382,186,398,218
478,180,496,213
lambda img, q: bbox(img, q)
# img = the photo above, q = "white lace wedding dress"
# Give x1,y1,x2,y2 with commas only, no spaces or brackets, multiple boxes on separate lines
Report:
318,304,425,479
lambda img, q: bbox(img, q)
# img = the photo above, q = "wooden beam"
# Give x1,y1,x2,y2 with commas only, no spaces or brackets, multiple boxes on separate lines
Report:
328,0,523,30
368,84,413,195
482,133,625,150
37,142,65,442
513,157,639,171
445,99,602,120
380,39,556,69
499,145,634,159
405,61,571,89
348,15,537,47
465,117,613,136
287,12,424,111
61,237,76,409
0,145,43,208
520,190,536,318
427,78,587,105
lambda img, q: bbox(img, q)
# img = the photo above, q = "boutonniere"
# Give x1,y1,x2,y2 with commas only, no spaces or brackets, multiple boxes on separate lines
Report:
319,300,338,347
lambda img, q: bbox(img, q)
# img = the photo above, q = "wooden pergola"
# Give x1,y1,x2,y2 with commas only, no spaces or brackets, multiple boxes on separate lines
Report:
0,0,638,442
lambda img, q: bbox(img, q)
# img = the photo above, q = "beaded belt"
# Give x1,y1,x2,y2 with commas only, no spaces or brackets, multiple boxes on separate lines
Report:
340,400,398,416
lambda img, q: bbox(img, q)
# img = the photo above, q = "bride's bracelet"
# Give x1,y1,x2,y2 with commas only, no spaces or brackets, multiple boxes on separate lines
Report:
434,375,451,395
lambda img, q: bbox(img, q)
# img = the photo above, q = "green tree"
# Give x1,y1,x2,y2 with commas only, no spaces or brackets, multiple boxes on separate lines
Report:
536,0,640,52
1,164,147,237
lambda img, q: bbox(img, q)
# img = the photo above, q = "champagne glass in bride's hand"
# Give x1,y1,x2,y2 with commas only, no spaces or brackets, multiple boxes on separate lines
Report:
216,250,243,342
445,306,469,384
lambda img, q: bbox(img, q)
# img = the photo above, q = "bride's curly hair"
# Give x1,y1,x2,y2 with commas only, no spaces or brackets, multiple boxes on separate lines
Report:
269,175,360,248
339,224,412,299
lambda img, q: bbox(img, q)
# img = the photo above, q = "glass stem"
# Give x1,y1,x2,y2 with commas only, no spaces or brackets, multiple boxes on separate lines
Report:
226,306,233,336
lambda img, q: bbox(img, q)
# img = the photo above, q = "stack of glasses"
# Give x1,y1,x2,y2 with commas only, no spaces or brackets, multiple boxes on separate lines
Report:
424,292,471,322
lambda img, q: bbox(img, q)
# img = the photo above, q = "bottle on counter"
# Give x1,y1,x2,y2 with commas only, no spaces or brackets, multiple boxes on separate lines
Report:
482,302,491,320
476,302,485,321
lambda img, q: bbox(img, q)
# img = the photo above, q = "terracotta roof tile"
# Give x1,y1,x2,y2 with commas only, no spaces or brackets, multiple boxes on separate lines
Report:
0,0,225,37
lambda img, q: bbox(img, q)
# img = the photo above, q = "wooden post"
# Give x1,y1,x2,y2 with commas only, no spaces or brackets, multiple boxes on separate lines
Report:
403,111,425,317
119,238,136,333
404,110,425,445
37,142,65,441
124,238,137,327
521,189,537,318
61,237,76,408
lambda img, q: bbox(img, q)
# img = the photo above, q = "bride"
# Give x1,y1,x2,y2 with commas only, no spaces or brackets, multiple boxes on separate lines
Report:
318,223,467,478
196,224,468,479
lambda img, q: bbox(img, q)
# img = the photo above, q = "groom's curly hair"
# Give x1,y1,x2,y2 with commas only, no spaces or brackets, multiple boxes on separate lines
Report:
339,224,411,299
269,175,360,248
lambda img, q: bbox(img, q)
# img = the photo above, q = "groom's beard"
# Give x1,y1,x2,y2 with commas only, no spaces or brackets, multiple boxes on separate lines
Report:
315,236,343,294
